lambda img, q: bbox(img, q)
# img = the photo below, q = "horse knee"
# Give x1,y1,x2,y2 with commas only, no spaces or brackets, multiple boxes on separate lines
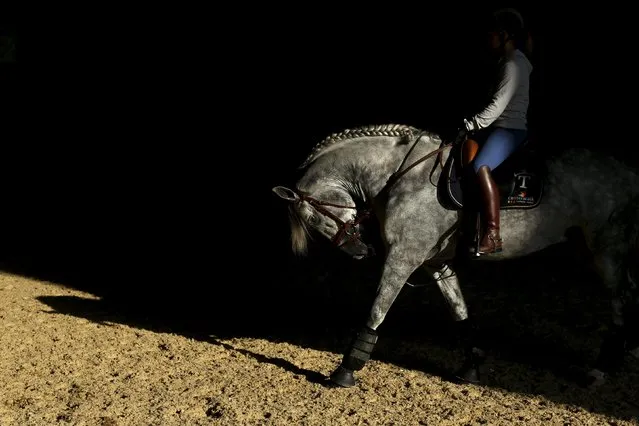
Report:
366,309,386,331
434,273,468,321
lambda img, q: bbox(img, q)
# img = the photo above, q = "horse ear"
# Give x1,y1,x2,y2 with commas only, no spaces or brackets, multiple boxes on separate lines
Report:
272,186,299,202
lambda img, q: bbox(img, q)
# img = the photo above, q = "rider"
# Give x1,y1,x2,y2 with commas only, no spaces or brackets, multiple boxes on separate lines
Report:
456,8,533,255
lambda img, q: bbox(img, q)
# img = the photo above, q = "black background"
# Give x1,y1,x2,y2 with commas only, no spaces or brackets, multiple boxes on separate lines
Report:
8,6,631,281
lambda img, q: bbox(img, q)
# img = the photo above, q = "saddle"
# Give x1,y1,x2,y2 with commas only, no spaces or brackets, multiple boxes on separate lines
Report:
438,137,546,212
437,136,546,256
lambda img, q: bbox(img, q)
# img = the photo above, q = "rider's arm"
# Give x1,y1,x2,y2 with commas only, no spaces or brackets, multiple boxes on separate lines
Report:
465,59,519,131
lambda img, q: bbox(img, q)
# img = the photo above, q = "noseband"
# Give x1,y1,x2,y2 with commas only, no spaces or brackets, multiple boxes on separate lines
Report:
296,192,371,248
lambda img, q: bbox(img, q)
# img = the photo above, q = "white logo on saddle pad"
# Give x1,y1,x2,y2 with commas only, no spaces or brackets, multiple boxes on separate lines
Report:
507,173,536,205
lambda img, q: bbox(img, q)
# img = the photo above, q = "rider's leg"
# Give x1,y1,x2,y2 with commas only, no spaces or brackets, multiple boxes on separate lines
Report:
472,127,527,255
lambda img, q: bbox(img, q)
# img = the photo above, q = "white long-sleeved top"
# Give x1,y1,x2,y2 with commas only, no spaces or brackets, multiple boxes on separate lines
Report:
465,49,533,132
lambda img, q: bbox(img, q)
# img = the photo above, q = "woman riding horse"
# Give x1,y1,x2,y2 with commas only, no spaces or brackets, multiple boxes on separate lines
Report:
453,8,533,256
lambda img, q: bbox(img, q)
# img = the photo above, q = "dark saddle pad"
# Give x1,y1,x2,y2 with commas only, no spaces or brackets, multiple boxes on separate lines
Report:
438,140,546,211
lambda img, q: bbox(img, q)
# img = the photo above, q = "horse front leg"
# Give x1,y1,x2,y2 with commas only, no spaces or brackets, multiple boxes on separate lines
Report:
329,245,422,388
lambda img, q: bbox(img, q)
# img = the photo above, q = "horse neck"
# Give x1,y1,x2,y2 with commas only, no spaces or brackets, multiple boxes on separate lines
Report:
350,136,446,200
298,135,446,204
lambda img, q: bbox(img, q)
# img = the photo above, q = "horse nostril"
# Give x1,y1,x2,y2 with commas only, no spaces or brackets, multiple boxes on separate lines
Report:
367,245,376,257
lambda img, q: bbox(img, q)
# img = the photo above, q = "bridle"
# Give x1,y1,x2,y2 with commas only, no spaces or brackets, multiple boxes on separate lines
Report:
295,191,371,248
296,130,456,252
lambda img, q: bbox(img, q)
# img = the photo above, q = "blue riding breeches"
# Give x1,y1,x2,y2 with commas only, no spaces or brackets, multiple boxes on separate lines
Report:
472,127,528,173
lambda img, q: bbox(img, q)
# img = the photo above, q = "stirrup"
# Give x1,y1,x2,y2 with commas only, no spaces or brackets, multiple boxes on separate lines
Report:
477,246,503,255
475,235,503,256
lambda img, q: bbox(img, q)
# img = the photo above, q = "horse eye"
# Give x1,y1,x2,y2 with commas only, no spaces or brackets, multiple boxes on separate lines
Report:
309,215,319,225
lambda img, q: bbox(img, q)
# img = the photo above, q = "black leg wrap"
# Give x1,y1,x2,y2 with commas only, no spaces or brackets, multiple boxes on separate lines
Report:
329,327,378,388
454,347,485,384
453,319,485,384
342,326,378,371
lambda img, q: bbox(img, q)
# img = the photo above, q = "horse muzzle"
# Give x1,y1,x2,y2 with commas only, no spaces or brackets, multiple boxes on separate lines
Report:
353,246,376,260
346,241,375,260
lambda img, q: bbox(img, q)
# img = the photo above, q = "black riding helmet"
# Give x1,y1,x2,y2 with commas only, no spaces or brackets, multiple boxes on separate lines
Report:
489,8,525,44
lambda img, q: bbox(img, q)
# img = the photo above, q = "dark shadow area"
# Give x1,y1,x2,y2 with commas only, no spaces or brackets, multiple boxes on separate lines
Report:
6,4,639,423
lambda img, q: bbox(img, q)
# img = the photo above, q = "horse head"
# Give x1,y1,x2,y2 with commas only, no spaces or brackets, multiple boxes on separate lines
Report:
272,185,373,259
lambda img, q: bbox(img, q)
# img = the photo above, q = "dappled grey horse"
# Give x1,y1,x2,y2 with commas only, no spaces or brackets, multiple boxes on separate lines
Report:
272,124,639,388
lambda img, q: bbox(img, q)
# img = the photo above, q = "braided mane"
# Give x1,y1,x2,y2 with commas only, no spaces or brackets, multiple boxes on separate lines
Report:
298,124,424,169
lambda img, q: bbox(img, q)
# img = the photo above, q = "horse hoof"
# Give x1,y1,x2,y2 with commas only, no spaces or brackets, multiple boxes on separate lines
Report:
453,366,480,384
329,366,356,387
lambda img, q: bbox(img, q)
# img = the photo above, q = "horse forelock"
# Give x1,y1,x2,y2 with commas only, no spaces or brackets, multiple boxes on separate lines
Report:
298,124,425,169
288,202,312,255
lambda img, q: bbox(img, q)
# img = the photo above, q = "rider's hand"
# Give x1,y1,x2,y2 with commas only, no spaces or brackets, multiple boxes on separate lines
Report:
453,125,468,145
453,117,481,145
445,121,468,145
463,117,478,133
